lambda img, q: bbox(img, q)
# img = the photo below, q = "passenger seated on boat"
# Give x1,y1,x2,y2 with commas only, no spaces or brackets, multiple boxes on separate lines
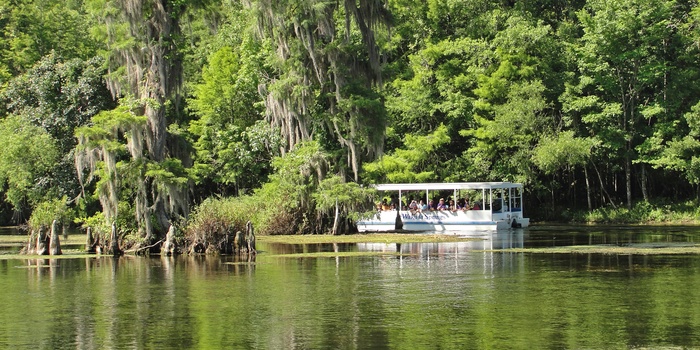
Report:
457,198,466,210
492,197,502,212
381,199,390,211
419,200,427,212
390,196,401,210
472,202,481,210
462,201,471,210
436,198,448,210
449,199,460,212
408,199,418,213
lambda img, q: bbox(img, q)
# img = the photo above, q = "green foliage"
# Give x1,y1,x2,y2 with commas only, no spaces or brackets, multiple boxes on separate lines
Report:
2,53,114,152
75,101,147,153
363,124,450,183
183,141,376,236
75,99,183,240
189,119,282,191
640,102,700,185
533,131,596,174
387,37,490,134
250,0,390,181
0,115,59,212
0,53,115,212
314,175,376,221
572,200,700,224
0,0,100,83
183,196,252,252
185,16,277,194
28,196,74,229
189,43,263,129
4,0,700,228
264,141,329,210
75,210,109,236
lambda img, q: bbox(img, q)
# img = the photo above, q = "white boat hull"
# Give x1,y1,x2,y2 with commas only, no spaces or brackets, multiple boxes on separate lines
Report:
357,210,529,232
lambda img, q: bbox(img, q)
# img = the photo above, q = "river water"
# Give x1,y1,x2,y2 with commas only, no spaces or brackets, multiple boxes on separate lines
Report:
1,225,700,349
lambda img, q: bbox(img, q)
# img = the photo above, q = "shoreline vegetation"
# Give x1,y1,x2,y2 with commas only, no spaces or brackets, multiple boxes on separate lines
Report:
4,224,700,259
555,200,700,225
2,200,699,259
5,0,700,258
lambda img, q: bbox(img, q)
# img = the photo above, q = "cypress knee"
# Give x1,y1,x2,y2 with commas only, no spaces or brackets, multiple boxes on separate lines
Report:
86,227,96,253
109,222,122,256
161,225,176,256
234,231,243,254
246,221,256,254
36,226,48,255
50,219,62,256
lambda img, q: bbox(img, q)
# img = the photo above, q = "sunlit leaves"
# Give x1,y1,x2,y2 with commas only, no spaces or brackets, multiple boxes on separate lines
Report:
362,124,450,183
189,44,263,130
313,175,375,220
0,0,99,82
642,102,700,184
533,131,596,174
0,115,59,211
387,37,490,133
28,196,73,229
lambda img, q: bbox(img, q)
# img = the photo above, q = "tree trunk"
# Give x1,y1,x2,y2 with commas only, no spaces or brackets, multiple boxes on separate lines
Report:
625,151,632,210
86,227,96,253
640,164,648,202
592,161,617,209
234,230,244,254
36,226,48,255
584,167,592,211
25,229,37,255
99,0,187,244
161,225,176,256
109,222,122,256
332,199,340,235
50,220,62,256
245,221,256,254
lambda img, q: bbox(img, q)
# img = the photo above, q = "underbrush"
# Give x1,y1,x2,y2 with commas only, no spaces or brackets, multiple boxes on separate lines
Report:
183,197,251,253
570,200,700,224
182,194,311,252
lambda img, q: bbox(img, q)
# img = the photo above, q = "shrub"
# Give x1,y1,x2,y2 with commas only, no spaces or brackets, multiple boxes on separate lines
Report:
29,196,74,230
183,196,254,253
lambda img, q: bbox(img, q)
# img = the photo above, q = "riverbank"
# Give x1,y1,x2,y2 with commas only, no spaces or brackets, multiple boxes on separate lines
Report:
5,225,700,259
561,200,700,225
0,232,85,246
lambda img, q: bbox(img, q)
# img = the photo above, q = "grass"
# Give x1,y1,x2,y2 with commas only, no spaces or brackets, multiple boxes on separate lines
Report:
0,232,90,259
567,200,700,225
0,233,85,247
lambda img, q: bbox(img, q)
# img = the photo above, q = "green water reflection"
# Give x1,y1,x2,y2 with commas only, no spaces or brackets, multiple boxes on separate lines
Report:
1,229,700,349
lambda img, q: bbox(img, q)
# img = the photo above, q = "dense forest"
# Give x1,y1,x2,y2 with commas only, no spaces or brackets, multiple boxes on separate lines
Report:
1,0,700,245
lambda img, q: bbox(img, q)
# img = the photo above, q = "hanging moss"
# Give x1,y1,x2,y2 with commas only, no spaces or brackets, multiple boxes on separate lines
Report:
246,0,390,181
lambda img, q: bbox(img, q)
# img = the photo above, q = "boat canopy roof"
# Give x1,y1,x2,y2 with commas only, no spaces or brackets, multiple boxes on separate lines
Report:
372,182,523,191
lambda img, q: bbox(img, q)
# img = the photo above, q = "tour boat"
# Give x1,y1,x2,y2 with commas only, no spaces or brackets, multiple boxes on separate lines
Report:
357,182,530,232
